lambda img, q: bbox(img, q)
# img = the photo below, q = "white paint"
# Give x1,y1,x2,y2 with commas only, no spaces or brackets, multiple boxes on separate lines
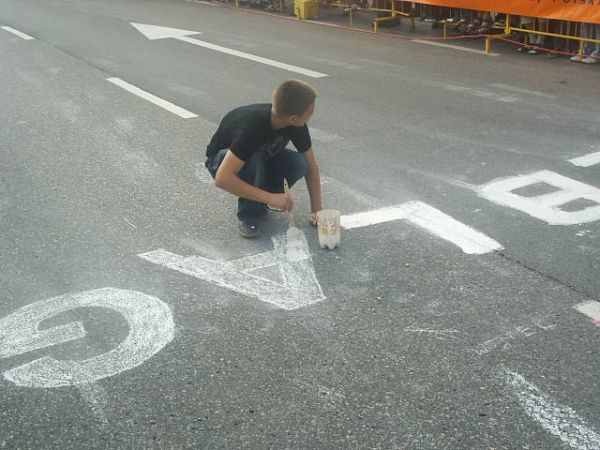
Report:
505,370,600,449
1,26,34,40
341,201,503,255
140,233,325,310
473,320,556,355
569,151,600,168
411,39,499,56
285,227,310,262
479,170,600,225
185,0,220,5
77,383,108,424
195,163,215,184
431,82,519,103
404,327,458,334
489,83,556,99
574,301,600,325
0,288,174,388
130,23,328,78
106,77,198,119
310,127,344,143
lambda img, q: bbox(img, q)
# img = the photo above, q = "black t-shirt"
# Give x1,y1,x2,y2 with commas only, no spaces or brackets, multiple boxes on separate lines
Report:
206,103,312,162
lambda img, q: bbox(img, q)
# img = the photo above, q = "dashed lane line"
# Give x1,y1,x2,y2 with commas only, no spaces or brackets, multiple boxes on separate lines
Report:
1,26,34,40
106,77,198,119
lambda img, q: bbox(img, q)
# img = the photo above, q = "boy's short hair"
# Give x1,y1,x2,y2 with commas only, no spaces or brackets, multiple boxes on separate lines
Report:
272,80,317,117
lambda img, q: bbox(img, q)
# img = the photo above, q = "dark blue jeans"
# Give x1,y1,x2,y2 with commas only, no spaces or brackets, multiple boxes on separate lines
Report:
206,149,309,222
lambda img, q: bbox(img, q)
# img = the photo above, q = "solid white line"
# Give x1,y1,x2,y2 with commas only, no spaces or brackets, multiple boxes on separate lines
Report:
341,201,503,255
1,26,34,40
574,301,600,325
188,0,220,5
569,151,600,168
106,78,197,119
505,370,600,450
412,39,499,56
177,36,328,78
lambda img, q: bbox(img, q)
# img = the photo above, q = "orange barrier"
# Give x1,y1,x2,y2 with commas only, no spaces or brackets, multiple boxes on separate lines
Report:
411,1,600,24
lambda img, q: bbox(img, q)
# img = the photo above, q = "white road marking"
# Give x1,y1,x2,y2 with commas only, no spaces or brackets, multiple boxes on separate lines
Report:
140,232,326,310
131,23,328,78
1,26,34,40
431,82,519,103
106,77,198,119
505,370,600,450
310,127,344,143
574,301,600,326
479,170,600,225
489,83,556,99
569,151,600,168
412,39,499,56
77,383,108,424
473,320,556,355
341,201,503,255
185,0,220,5
0,288,174,388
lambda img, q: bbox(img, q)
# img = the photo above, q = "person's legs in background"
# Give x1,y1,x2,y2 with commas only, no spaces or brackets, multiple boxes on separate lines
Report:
572,23,591,62
528,18,548,55
582,24,600,64
517,16,535,52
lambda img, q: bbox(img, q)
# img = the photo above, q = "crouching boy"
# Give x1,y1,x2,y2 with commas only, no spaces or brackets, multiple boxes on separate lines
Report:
205,80,323,238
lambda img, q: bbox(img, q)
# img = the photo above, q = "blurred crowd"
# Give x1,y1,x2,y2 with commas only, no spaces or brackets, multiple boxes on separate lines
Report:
391,4,600,63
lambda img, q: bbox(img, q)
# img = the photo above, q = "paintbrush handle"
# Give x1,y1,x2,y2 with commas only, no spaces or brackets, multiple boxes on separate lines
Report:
283,178,294,228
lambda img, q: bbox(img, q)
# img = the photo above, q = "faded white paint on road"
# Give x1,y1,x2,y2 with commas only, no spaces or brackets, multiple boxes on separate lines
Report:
140,232,325,310
505,370,600,450
0,288,174,388
412,39,499,56
341,201,503,254
479,170,600,225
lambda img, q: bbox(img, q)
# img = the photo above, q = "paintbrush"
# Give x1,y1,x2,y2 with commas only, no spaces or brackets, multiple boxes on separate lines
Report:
283,178,294,228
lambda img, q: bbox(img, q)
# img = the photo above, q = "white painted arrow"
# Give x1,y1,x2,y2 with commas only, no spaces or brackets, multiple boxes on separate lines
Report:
131,23,328,78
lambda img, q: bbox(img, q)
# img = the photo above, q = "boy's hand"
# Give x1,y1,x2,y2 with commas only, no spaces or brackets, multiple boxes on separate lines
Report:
269,193,294,212
309,211,320,226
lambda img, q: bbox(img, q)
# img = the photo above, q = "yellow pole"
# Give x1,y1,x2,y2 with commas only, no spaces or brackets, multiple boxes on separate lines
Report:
505,14,510,35
485,37,491,54
443,21,447,39
374,20,379,33
349,8,353,26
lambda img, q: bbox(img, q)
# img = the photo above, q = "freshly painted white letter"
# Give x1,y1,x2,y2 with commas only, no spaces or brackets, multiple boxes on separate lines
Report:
479,170,600,225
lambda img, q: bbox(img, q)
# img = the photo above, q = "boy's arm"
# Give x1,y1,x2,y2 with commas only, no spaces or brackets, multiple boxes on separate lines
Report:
302,148,323,225
214,150,292,211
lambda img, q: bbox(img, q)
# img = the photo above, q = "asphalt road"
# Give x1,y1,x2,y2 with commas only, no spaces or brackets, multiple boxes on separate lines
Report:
0,0,599,448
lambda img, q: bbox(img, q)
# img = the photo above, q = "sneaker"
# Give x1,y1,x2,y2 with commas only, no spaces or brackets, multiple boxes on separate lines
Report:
528,48,540,55
570,54,584,62
239,220,261,238
581,56,598,64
